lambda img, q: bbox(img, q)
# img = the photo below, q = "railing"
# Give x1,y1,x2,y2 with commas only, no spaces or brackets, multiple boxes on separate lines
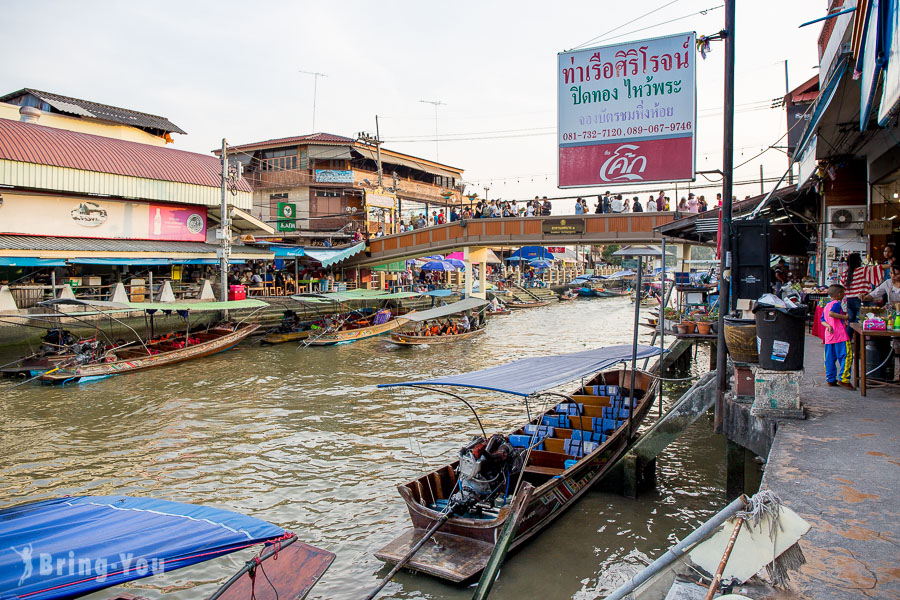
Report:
5,279,207,309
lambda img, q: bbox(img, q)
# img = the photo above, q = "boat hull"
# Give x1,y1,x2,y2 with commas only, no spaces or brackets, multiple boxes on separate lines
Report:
390,328,485,346
260,330,311,345
506,300,551,309
38,325,258,384
376,369,658,582
305,319,401,346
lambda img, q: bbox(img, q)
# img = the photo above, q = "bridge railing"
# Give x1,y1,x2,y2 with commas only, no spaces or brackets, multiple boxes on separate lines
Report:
363,212,676,264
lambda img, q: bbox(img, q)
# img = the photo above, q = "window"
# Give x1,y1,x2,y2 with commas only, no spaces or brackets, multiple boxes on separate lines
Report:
315,189,341,197
270,193,288,200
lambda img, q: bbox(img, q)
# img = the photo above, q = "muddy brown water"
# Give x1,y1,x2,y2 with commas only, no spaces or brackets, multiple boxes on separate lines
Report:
0,298,724,599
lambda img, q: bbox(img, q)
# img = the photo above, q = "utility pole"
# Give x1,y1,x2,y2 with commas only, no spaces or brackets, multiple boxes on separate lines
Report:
760,164,764,194
357,125,386,232
419,99,446,160
785,60,794,185
484,185,490,203
715,0,736,433
299,70,327,131
219,138,230,303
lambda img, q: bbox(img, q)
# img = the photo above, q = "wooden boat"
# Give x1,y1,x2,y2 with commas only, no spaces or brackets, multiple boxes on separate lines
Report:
38,323,258,384
577,286,610,298
305,314,402,346
260,329,312,344
486,308,510,316
376,367,659,582
559,291,578,301
391,327,485,346
506,299,551,309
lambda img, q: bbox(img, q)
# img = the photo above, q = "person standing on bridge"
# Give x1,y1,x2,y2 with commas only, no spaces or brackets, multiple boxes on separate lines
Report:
645,195,656,212
656,190,666,212
631,196,642,212
611,194,624,213
542,197,552,216
603,193,611,213
575,197,585,215
526,201,535,217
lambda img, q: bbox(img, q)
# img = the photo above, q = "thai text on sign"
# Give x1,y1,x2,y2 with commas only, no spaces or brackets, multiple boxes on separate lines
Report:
557,32,696,187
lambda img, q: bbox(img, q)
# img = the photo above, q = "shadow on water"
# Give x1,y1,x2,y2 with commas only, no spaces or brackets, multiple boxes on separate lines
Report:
0,298,724,600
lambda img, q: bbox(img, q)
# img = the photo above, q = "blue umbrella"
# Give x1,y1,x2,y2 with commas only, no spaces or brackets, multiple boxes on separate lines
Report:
424,255,445,260
421,260,457,271
444,258,465,268
529,259,552,269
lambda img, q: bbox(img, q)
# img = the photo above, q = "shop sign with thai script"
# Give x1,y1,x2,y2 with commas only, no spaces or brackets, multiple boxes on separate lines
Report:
277,202,296,231
542,218,585,235
558,32,697,187
315,169,354,183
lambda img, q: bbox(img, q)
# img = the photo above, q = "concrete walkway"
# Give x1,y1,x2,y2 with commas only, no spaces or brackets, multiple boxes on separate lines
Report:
761,335,899,599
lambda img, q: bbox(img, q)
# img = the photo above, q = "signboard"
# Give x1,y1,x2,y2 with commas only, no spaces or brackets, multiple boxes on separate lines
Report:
796,135,818,187
542,218,585,235
547,247,567,253
558,32,697,187
878,0,900,125
277,202,297,232
786,102,813,156
864,220,894,235
0,193,206,241
315,169,354,183
365,189,396,210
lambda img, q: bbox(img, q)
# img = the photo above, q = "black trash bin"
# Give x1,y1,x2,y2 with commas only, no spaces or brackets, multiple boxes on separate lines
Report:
753,302,808,371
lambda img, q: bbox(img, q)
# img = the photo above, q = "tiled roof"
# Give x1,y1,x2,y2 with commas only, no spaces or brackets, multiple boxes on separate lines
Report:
0,88,187,135
224,133,356,153
0,119,250,192
0,235,271,254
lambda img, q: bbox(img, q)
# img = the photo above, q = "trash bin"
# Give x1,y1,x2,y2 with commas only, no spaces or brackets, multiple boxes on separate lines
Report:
753,302,808,371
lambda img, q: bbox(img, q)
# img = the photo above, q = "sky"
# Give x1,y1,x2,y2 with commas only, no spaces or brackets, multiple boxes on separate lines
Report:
0,0,824,209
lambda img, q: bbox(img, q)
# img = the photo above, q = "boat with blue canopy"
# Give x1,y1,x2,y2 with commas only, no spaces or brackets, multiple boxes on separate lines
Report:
373,344,663,583
0,495,333,600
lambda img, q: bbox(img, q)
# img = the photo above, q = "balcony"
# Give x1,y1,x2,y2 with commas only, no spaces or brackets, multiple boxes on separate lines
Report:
353,169,462,205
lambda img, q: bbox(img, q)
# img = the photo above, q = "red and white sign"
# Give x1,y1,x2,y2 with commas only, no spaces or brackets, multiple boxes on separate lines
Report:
557,32,696,187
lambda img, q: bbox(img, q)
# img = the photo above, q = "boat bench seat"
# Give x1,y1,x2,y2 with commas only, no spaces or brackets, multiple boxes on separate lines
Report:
509,434,543,450
523,464,565,476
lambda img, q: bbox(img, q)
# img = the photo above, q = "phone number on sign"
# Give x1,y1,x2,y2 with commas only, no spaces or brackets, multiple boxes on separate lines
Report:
561,122,692,141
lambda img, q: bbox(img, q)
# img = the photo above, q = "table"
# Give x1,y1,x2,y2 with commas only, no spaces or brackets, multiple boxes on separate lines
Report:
850,323,900,396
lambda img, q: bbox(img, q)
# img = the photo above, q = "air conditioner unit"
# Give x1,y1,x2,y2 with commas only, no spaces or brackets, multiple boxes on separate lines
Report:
826,205,866,240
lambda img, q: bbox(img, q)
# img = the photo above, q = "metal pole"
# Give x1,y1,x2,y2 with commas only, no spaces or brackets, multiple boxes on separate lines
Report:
715,0,736,433
219,139,230,305
659,238,666,417
375,116,384,189
628,256,642,439
760,164,764,194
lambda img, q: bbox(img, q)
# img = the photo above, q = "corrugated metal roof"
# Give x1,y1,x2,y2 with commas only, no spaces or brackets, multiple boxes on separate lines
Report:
0,235,271,255
0,119,250,192
225,133,356,153
0,88,187,134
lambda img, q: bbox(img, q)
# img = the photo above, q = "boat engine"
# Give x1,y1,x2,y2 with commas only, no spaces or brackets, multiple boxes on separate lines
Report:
450,434,524,515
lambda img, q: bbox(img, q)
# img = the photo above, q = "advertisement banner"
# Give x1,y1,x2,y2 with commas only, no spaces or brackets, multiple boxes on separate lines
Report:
0,193,206,241
277,202,297,232
315,169,354,183
558,32,696,187
365,189,396,210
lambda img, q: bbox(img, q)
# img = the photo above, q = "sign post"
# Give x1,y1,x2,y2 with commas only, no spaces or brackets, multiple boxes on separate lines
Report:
277,202,297,232
558,32,697,187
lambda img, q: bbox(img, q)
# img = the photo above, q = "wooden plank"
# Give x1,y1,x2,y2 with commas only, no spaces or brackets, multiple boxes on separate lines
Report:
213,542,335,600
375,529,495,583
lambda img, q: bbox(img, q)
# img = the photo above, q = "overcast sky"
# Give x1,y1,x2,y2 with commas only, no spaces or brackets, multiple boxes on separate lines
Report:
1,0,823,207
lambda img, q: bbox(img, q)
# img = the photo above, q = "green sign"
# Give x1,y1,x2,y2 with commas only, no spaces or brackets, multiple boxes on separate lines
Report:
277,202,296,232
372,260,406,272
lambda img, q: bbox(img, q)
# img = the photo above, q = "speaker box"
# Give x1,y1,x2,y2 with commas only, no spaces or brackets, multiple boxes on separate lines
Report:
732,219,770,308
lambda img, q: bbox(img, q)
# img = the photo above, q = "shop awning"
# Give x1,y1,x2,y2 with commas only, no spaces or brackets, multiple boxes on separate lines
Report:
794,59,847,159
303,241,366,267
270,245,306,258
398,297,488,322
70,258,170,265
380,345,663,396
0,257,66,267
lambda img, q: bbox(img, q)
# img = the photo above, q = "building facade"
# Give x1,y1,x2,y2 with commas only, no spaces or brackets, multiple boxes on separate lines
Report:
222,134,465,244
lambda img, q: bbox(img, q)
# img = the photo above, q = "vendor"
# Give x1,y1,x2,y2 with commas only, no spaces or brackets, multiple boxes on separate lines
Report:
861,264,900,382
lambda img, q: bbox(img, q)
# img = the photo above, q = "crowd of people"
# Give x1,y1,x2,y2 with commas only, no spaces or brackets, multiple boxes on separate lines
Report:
581,191,723,215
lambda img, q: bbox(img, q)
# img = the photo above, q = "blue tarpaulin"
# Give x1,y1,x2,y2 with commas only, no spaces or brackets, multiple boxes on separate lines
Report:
379,345,663,396
0,258,67,267
508,246,554,261
270,245,306,258
0,495,285,600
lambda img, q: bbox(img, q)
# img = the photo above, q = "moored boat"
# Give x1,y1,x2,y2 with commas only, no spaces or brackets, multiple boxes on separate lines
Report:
391,327,485,346
39,323,259,384
304,309,403,345
374,345,662,583
506,299,551,309
388,297,488,346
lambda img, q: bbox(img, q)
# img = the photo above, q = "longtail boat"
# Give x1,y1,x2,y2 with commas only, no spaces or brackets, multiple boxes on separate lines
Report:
485,308,510,316
0,495,333,600
391,327,485,346
374,345,662,583
39,323,258,384
389,297,488,346
304,309,403,346
27,298,267,385
506,299,551,309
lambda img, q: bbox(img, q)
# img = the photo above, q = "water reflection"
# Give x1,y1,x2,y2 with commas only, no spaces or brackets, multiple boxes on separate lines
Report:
0,298,723,599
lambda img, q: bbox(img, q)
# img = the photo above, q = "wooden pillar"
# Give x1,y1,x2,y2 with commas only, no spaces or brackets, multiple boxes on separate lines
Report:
725,440,746,501
464,247,473,298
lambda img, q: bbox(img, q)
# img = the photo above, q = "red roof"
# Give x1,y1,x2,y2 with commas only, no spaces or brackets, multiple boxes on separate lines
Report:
0,118,250,191
225,132,356,153
787,75,820,104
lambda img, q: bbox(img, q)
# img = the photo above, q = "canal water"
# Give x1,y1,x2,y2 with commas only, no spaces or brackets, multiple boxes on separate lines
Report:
0,298,724,599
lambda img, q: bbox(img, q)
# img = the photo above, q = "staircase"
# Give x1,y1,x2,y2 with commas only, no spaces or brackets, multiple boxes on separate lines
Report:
506,284,557,303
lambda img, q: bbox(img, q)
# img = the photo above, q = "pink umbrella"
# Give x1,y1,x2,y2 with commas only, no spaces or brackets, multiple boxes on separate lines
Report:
446,252,464,260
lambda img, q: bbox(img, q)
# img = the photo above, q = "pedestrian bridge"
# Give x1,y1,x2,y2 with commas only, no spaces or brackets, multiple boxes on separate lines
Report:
349,212,676,267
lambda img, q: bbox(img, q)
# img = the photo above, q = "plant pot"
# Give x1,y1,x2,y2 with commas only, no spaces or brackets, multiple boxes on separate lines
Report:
696,321,713,335
681,321,697,334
